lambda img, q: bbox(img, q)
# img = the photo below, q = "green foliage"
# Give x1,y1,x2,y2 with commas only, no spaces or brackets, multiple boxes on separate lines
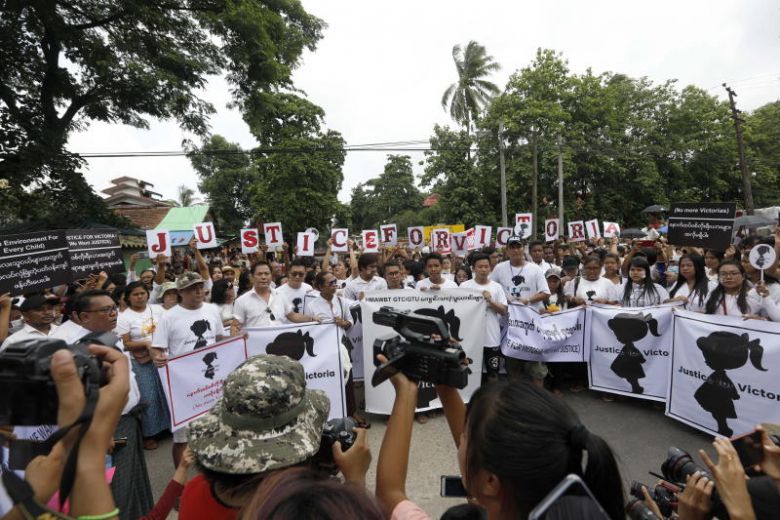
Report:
0,0,323,225
349,155,422,230
441,41,500,131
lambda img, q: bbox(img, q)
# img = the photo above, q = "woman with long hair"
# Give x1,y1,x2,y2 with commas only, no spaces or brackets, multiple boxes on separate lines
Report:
116,281,169,450
211,279,236,333
704,260,758,317
704,249,724,282
620,256,669,307
667,253,714,313
603,253,622,285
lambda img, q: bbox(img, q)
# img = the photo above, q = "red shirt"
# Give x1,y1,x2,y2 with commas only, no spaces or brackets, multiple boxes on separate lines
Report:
180,474,239,520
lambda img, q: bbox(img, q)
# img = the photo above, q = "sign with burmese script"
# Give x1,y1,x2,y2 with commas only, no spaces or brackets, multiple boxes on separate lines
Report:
666,310,780,437
667,202,736,251
502,305,586,363
66,229,124,279
0,231,70,295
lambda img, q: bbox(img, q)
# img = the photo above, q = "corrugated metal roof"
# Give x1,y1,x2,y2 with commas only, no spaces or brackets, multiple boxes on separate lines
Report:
155,205,210,231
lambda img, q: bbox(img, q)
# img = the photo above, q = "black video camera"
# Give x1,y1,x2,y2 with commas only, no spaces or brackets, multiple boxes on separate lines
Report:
371,306,468,389
0,331,115,426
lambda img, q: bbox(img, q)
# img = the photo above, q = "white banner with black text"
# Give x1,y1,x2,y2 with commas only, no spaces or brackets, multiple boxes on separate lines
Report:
361,289,486,414
502,305,587,362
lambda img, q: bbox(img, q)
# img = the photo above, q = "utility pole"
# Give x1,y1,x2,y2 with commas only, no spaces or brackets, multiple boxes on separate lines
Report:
724,84,754,215
531,131,538,238
498,121,508,227
557,135,564,224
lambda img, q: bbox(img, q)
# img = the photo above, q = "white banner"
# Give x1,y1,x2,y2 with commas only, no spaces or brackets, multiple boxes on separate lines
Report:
361,289,486,414
666,310,780,437
158,336,248,431
246,322,346,420
240,228,259,254
587,304,676,401
344,301,364,381
502,305,587,362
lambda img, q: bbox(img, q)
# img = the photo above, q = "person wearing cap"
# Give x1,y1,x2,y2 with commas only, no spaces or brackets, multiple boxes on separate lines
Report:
461,252,508,382
157,281,179,310
151,271,225,467
560,255,581,285
0,293,60,351
221,265,237,285
542,266,567,313
489,235,550,388
180,355,369,518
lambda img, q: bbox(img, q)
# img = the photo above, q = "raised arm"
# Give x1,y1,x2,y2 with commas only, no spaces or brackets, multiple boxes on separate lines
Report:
189,237,209,280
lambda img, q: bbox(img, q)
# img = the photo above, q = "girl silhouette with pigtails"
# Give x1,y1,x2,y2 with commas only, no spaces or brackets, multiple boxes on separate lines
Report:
608,313,661,394
695,331,766,436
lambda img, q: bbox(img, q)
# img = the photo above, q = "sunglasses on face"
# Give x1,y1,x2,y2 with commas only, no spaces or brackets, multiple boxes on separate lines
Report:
289,272,305,278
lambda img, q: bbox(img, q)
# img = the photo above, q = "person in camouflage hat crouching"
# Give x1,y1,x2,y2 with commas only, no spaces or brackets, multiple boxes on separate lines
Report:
178,355,330,519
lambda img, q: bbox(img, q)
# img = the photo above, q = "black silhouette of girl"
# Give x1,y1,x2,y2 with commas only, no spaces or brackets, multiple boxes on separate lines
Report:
694,331,766,436
190,319,211,349
202,352,218,379
608,312,660,394
414,305,463,341
754,245,772,269
266,329,316,360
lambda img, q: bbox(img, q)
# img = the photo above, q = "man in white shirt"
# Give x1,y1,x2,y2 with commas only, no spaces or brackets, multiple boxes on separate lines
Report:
383,259,411,291
343,253,387,300
276,258,314,319
416,253,459,291
461,253,508,382
0,294,59,350
231,261,287,334
529,240,553,274
490,235,550,387
151,272,225,467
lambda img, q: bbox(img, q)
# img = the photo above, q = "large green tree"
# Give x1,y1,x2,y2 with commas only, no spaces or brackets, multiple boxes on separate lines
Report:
349,155,422,230
441,41,500,133
0,0,323,224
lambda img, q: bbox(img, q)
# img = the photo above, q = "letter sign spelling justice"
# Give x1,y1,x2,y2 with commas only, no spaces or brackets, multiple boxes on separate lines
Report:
475,225,492,249
263,222,284,249
193,222,218,249
515,213,533,239
379,224,398,246
603,222,621,238
495,227,513,247
331,228,349,253
362,230,379,253
146,230,171,259
585,219,601,239
544,219,560,242
240,228,259,254
568,221,586,242
407,226,424,249
297,232,315,256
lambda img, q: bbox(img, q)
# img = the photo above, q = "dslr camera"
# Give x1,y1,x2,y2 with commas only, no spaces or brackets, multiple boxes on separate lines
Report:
0,331,115,426
315,417,358,474
371,306,468,389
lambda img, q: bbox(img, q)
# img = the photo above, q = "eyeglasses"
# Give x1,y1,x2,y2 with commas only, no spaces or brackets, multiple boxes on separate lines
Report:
289,272,305,278
85,305,118,315
326,279,339,287
719,271,742,279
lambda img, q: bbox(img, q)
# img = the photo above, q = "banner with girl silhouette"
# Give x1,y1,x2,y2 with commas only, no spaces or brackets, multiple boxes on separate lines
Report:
361,289,486,414
502,305,587,362
586,304,676,401
246,322,346,420
666,310,780,437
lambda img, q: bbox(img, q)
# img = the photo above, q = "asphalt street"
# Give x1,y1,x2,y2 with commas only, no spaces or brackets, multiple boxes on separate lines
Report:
144,387,716,518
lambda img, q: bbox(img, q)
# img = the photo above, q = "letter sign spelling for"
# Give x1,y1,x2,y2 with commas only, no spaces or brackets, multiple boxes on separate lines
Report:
515,213,533,239
193,222,217,249
544,219,560,242
297,232,315,256
585,219,601,239
146,230,171,259
495,227,513,247
380,224,398,246
407,226,424,249
240,228,259,254
331,228,349,253
475,225,492,249
603,222,621,238
362,230,379,253
568,220,586,242
263,222,284,249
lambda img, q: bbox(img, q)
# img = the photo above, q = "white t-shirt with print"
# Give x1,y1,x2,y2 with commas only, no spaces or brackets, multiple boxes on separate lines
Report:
460,279,507,347
151,303,223,357
116,305,164,343
415,277,459,290
489,260,550,310
275,282,313,321
343,276,387,300
563,277,619,304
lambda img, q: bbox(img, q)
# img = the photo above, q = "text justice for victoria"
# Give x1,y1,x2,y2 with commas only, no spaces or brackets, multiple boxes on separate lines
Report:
678,366,780,401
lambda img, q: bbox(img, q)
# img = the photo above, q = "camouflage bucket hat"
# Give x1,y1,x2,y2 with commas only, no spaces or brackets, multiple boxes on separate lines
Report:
188,355,330,474
176,271,205,290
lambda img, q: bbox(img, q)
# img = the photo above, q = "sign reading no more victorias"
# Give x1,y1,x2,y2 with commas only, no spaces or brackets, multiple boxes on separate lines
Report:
667,202,736,251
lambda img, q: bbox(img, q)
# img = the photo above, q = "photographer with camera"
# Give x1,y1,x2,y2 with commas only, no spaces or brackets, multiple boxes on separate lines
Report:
179,355,371,519
1,341,130,520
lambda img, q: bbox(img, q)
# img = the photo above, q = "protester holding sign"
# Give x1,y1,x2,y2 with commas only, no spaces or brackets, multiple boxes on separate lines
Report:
276,258,314,318
620,256,669,307
704,260,758,317
230,262,286,334
116,281,169,450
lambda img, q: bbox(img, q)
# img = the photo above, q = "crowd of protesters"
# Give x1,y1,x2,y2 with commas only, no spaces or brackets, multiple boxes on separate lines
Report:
1,224,780,520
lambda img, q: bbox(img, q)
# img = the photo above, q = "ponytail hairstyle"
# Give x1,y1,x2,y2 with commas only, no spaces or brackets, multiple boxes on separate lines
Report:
747,338,767,372
705,260,750,315
621,256,660,307
464,381,624,520
669,253,710,308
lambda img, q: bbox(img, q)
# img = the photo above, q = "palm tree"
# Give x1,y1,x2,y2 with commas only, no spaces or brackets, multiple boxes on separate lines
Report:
177,185,196,207
441,41,501,133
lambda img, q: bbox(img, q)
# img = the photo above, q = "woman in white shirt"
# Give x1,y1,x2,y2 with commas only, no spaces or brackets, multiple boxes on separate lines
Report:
564,255,619,307
667,254,715,313
210,279,236,333
116,281,169,449
704,260,758,317
620,256,669,307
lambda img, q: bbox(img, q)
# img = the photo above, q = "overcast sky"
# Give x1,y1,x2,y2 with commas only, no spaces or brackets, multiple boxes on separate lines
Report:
70,0,780,204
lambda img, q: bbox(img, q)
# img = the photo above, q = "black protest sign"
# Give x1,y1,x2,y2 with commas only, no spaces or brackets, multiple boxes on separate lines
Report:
66,229,124,279
667,202,736,250
0,231,71,295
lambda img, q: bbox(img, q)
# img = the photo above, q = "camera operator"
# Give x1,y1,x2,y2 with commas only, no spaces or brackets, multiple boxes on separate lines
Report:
50,289,151,519
179,355,371,519
1,343,130,520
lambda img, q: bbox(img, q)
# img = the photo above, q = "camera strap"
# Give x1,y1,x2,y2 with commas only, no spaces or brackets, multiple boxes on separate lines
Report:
0,383,99,519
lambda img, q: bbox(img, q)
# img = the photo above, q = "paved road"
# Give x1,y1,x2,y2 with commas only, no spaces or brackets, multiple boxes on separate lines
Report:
144,388,715,518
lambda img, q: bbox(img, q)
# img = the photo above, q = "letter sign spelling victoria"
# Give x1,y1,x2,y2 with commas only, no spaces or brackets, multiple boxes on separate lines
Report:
544,219,559,242
331,228,348,253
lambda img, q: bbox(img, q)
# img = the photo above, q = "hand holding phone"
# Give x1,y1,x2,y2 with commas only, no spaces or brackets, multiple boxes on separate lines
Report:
440,475,467,498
